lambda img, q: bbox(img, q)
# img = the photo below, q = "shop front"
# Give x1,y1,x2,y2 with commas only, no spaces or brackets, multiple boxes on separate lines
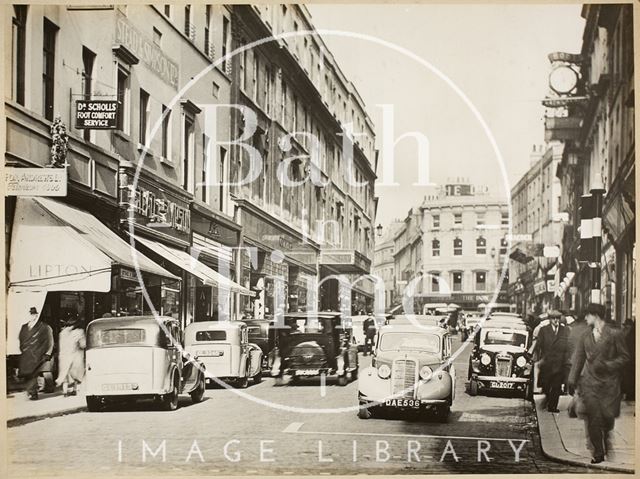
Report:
6,196,176,356
118,168,194,326
236,200,319,319
190,203,253,321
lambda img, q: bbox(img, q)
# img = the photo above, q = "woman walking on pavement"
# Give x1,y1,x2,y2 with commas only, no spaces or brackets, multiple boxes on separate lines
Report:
56,313,86,396
567,303,630,464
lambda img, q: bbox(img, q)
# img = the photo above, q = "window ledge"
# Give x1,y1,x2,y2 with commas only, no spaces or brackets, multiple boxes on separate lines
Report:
160,157,176,168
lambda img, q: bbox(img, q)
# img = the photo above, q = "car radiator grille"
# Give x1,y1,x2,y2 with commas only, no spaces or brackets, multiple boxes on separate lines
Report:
392,360,417,398
495,356,512,377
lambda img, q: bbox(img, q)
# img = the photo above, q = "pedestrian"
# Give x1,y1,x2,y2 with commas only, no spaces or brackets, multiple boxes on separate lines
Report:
362,315,376,356
621,319,635,400
18,307,54,400
565,312,590,378
533,310,569,413
567,303,630,464
56,314,86,396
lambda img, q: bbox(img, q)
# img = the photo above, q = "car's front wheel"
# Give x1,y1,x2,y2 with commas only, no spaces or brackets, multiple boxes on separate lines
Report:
469,378,479,396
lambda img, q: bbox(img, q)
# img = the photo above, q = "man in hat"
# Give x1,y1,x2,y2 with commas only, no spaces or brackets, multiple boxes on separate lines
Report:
19,307,54,400
533,310,569,412
568,303,629,463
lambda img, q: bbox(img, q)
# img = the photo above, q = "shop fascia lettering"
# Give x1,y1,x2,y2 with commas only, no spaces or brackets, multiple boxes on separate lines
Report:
123,186,190,233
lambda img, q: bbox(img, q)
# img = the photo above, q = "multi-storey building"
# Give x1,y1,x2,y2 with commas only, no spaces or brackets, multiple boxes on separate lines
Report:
228,5,377,317
404,181,510,312
4,4,247,357
393,209,423,305
4,4,378,359
372,221,403,309
508,143,565,314
552,4,634,322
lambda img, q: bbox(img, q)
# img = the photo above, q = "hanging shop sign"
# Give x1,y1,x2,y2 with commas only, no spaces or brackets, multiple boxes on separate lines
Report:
75,100,118,129
533,279,547,296
5,167,67,197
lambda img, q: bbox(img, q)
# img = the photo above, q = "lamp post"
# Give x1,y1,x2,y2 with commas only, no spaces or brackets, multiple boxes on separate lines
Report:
376,224,383,237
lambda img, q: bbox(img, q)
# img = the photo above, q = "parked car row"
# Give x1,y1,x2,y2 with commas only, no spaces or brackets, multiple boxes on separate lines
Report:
83,310,532,416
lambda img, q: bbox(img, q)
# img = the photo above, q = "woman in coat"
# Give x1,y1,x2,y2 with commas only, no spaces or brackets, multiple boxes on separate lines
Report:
568,303,630,464
55,315,86,396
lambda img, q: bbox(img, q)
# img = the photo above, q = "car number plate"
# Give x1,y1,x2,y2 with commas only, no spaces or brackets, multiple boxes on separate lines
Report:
385,399,420,407
295,369,319,376
102,383,137,391
197,350,223,357
491,381,514,389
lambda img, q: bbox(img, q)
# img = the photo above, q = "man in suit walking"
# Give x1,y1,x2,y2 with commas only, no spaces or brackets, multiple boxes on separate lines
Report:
534,310,569,413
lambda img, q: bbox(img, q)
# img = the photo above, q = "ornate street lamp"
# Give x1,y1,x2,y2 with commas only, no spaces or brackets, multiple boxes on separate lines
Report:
376,224,383,237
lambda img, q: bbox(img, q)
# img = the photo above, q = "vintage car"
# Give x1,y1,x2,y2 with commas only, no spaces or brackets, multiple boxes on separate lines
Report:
270,311,358,386
184,321,262,388
468,319,532,397
389,314,446,329
84,316,206,411
357,324,455,421
242,319,271,369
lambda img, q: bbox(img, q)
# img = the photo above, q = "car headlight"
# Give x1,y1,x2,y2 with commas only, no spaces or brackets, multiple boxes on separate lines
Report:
378,364,391,379
419,365,433,380
516,356,527,368
480,353,491,365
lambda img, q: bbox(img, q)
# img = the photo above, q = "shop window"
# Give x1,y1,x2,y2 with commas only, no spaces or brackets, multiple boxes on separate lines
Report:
139,89,150,145
452,272,463,292
42,18,58,121
12,5,27,106
453,237,462,256
476,236,486,255
475,271,486,291
432,238,440,257
81,46,96,142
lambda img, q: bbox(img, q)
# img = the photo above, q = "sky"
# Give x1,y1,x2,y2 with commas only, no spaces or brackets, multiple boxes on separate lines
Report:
307,4,585,228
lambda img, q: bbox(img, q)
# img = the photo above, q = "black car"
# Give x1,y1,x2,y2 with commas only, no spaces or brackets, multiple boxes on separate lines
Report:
270,311,358,386
468,318,533,398
243,319,272,370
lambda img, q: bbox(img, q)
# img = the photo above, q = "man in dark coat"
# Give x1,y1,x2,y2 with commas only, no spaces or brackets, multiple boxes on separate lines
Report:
534,310,569,413
568,303,630,464
19,307,54,400
565,313,590,379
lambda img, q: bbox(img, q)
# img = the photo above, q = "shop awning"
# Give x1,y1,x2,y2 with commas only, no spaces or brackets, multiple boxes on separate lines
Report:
8,197,177,292
134,236,255,296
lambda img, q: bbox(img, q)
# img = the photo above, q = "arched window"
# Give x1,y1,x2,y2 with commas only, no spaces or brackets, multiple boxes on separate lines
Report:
432,239,440,257
476,236,486,255
453,237,462,256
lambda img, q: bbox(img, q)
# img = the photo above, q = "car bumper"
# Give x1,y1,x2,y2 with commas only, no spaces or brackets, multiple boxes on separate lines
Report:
359,393,448,410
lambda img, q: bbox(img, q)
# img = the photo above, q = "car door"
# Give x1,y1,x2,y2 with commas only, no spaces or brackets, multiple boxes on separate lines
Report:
445,335,456,399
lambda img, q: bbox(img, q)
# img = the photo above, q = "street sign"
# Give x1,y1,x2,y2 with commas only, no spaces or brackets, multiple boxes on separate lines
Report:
533,279,547,296
75,100,118,129
5,167,67,197
507,234,532,242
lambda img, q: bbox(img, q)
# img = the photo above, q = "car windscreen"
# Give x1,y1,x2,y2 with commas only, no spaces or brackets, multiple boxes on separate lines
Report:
88,328,146,348
195,330,227,341
247,326,263,338
379,333,440,353
482,330,527,347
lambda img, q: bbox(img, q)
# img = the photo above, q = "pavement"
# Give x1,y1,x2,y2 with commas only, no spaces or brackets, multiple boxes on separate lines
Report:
6,388,87,427
534,394,635,473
